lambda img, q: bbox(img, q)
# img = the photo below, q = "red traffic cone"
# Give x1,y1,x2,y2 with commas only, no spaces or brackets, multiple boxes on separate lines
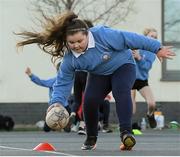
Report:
33,142,56,151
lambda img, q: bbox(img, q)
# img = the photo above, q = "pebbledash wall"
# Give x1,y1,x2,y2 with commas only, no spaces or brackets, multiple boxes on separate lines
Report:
0,0,179,125
0,102,180,125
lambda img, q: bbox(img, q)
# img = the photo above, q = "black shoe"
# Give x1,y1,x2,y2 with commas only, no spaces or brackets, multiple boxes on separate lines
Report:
43,122,51,132
147,113,157,128
78,127,86,135
63,125,71,132
78,121,86,135
81,136,97,150
102,124,113,133
120,131,136,151
132,122,141,130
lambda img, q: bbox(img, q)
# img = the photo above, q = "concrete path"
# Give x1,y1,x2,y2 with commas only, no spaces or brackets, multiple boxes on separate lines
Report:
0,129,179,156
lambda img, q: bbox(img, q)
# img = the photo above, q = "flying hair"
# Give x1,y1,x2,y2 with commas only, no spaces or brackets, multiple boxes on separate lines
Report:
15,11,87,63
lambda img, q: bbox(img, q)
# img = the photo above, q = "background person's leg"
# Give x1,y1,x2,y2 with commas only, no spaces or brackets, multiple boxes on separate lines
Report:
139,86,157,128
139,86,156,114
101,100,110,126
100,99,113,133
131,90,137,115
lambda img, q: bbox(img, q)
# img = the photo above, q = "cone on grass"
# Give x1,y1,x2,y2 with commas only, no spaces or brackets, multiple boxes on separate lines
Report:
33,142,56,151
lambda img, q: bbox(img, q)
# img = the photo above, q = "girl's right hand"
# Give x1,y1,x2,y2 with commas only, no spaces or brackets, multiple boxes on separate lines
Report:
25,67,32,76
46,103,62,113
157,46,176,62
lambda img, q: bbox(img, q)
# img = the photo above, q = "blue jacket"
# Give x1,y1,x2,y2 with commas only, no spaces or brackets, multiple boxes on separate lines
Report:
29,74,56,100
135,50,156,80
50,25,161,106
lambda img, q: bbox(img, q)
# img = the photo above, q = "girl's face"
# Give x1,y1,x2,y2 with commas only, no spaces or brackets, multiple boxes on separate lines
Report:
66,32,88,53
147,31,158,39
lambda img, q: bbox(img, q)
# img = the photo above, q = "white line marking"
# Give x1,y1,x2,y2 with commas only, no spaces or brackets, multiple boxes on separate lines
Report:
0,145,77,156
0,145,32,151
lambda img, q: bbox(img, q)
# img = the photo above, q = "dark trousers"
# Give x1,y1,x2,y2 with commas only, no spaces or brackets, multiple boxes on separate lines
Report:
99,100,110,125
83,64,136,136
72,71,87,113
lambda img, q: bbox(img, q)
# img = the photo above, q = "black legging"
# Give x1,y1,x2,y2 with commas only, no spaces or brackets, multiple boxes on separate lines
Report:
71,71,87,114
99,100,110,125
83,64,136,137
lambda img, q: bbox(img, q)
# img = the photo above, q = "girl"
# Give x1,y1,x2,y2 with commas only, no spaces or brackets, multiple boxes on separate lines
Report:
16,11,175,151
131,28,159,128
25,63,71,132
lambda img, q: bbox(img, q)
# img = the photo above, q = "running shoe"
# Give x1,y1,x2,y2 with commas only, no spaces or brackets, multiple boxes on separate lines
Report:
120,131,136,151
102,124,113,133
71,124,78,132
78,127,86,135
147,113,157,128
78,121,86,135
81,136,97,150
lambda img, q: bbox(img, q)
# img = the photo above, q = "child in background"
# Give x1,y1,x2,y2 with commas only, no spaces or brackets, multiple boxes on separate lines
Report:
131,28,159,128
25,63,71,132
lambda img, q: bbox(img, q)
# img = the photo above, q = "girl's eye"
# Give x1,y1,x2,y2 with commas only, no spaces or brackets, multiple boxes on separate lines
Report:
68,41,75,44
78,40,83,43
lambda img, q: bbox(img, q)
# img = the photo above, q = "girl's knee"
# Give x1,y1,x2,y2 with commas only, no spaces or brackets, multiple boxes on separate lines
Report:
147,101,156,108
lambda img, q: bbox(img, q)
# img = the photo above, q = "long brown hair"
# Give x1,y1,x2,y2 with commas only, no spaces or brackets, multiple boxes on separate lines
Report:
16,11,88,63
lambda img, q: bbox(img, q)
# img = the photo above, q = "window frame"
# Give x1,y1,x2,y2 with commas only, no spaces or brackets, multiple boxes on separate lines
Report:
161,0,180,81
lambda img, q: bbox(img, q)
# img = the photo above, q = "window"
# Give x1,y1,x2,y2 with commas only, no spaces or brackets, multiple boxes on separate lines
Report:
162,0,180,81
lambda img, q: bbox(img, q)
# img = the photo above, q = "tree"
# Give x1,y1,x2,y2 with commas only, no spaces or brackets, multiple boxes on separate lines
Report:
29,0,134,26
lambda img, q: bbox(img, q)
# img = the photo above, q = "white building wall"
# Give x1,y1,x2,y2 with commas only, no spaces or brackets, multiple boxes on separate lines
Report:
0,0,179,103
0,0,55,102
119,0,180,102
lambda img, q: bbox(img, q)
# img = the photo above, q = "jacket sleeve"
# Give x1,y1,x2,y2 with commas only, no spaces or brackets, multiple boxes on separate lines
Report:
50,55,75,107
29,74,56,88
136,50,156,71
100,26,161,54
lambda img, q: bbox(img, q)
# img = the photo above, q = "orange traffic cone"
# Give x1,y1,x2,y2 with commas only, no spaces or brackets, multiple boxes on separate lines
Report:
33,142,56,151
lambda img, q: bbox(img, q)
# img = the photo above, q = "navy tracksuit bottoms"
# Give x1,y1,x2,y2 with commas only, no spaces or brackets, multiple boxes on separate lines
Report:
83,64,136,136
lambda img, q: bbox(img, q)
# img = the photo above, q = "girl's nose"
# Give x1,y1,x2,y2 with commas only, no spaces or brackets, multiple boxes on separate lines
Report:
74,43,79,48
